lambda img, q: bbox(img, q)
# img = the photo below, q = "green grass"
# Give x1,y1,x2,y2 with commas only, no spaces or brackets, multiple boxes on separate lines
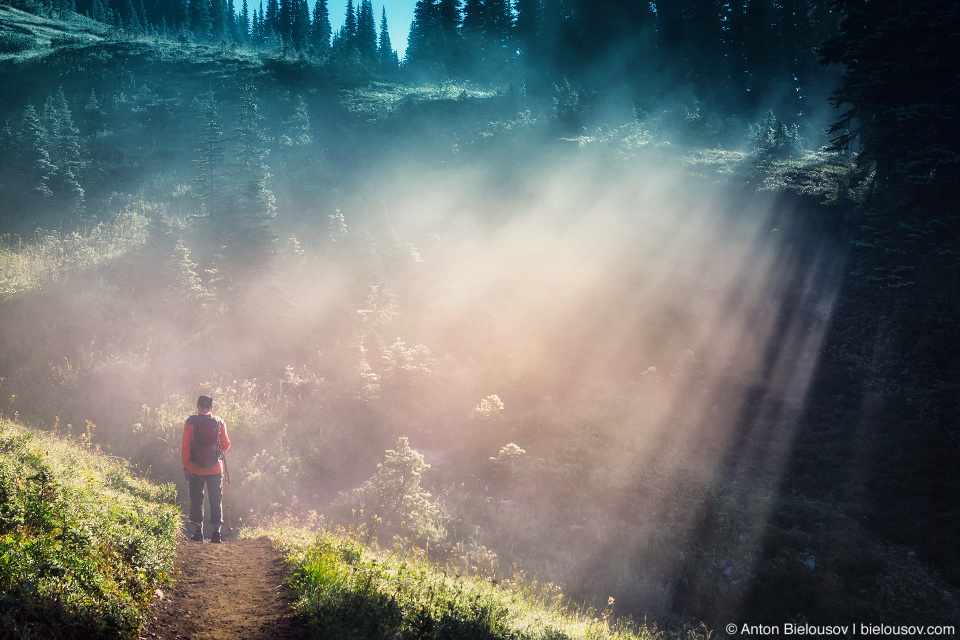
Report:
0,6,107,61
0,419,178,639
250,521,695,640
0,204,148,300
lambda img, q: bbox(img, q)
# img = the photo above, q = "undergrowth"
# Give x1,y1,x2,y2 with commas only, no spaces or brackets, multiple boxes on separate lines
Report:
0,419,178,639
249,520,700,640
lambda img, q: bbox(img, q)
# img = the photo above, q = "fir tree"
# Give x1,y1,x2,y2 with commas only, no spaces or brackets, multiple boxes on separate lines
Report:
193,94,224,214
18,103,55,201
355,0,377,63
279,0,293,44
436,0,461,69
220,86,276,275
405,0,441,75
820,0,960,204
166,238,208,316
238,0,249,42
190,0,211,38
266,0,279,35
292,0,309,51
42,89,84,212
310,0,332,58
377,7,399,74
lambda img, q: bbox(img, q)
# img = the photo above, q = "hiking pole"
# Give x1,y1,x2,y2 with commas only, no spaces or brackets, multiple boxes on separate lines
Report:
221,452,231,536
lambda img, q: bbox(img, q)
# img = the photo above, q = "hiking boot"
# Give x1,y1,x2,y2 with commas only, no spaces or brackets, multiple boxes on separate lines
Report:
211,533,222,543
191,530,204,542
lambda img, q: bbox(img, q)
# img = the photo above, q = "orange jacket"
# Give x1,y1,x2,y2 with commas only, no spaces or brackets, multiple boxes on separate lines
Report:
182,410,231,475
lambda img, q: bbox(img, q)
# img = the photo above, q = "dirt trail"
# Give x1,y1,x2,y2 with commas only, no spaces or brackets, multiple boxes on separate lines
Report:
141,536,305,640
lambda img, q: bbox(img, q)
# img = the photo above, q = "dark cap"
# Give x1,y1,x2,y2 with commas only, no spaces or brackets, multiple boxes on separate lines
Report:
197,394,213,409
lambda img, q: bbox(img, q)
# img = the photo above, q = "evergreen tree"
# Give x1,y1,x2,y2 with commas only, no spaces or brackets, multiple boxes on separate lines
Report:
310,0,332,58
286,94,311,146
436,0,461,69
461,0,513,77
125,0,142,31
42,89,84,212
193,94,224,214
279,0,293,44
166,238,208,318
355,0,377,63
377,7,399,74
189,0,211,38
405,0,441,75
210,0,227,41
18,103,55,201
565,0,655,83
238,0,249,42
820,0,960,204
343,0,357,43
265,0,279,35
220,86,276,274
292,0,309,51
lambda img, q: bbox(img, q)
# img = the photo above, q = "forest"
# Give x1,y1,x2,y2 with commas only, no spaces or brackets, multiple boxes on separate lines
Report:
0,0,958,637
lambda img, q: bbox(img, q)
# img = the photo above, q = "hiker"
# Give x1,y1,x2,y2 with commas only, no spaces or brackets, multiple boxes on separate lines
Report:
182,394,231,543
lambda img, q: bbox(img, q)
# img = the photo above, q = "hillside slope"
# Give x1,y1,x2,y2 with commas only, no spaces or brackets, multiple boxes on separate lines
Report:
0,420,177,639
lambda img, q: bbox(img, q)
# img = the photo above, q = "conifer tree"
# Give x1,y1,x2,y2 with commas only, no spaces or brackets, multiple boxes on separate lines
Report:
405,0,441,75
343,0,357,43
292,0,309,51
265,0,279,35
210,0,227,41
436,0,461,69
238,0,249,42
355,0,377,63
18,103,55,201
377,7,399,74
220,86,276,274
286,94,311,146
279,0,293,44
193,95,224,214
166,238,207,316
820,0,960,204
123,0,141,31
310,0,332,58
190,0,211,38
42,89,84,212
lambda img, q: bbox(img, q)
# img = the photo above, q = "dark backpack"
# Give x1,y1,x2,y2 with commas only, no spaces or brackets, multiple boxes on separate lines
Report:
187,414,223,468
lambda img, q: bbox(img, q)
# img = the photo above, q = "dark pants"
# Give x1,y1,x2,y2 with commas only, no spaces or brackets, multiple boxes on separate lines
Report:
189,472,222,536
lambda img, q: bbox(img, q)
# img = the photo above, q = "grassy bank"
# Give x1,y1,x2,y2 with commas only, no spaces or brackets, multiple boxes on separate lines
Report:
0,419,178,639
252,521,703,640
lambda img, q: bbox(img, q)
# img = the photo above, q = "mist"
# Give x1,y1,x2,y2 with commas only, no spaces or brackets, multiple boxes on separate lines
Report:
1,1,958,633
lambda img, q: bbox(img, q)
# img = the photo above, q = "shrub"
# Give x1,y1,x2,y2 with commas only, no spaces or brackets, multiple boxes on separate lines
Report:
335,436,446,543
0,32,35,54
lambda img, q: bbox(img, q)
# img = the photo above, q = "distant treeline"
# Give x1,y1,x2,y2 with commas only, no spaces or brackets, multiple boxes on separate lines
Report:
14,0,837,112
3,0,958,210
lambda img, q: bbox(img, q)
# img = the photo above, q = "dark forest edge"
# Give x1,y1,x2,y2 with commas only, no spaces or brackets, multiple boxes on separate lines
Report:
0,1,959,638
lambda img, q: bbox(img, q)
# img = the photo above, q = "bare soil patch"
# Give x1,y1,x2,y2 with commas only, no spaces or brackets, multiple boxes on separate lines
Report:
140,536,305,640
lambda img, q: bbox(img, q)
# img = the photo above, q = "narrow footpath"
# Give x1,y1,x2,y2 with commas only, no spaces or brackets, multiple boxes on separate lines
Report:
140,536,305,640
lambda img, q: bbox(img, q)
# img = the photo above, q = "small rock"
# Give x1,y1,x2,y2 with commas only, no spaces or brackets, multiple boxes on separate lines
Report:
803,556,816,571
155,589,164,601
